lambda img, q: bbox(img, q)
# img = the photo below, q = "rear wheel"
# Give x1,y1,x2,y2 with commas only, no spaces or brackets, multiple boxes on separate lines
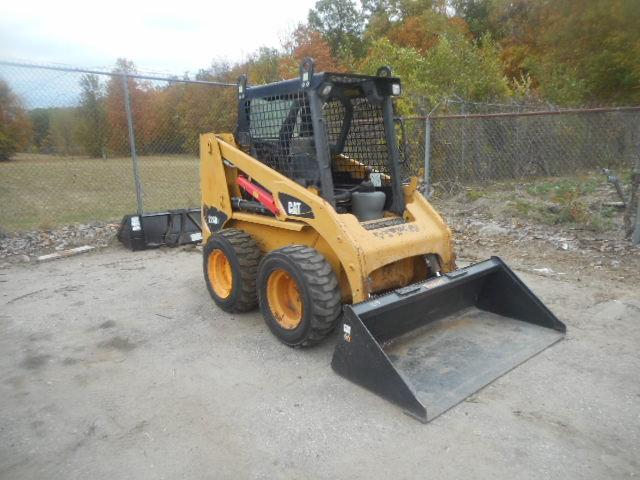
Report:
203,229,260,312
258,245,342,347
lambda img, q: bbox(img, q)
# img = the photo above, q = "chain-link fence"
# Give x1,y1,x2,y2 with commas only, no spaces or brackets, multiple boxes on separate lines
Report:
400,106,640,195
1,60,639,239
400,105,640,243
0,61,234,232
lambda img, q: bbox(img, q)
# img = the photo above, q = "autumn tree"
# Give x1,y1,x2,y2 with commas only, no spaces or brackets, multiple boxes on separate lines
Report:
147,80,186,154
174,61,238,154
0,79,32,160
279,24,344,78
104,58,153,155
29,108,51,153
452,0,640,105
384,9,470,54
531,0,640,105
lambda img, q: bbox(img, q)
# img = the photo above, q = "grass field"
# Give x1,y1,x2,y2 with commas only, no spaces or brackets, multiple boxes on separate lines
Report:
0,153,627,235
0,153,200,232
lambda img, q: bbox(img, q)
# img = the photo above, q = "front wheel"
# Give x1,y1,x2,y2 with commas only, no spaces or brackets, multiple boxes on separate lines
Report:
203,229,260,313
257,245,342,347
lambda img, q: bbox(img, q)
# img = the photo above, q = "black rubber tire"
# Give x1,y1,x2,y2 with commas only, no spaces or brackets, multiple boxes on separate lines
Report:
203,229,260,313
257,245,342,347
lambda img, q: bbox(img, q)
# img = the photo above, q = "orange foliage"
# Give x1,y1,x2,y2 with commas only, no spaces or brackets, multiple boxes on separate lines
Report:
104,77,156,153
387,16,438,53
279,26,344,78
387,14,470,54
0,79,32,156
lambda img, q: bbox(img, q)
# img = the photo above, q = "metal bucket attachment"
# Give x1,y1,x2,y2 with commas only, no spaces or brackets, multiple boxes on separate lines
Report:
331,257,566,423
118,208,202,251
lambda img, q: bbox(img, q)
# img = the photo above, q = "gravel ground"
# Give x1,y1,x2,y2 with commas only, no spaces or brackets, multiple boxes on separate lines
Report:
0,222,120,265
1,243,639,479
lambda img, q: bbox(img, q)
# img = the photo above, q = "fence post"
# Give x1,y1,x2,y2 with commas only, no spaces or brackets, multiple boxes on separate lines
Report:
632,138,640,245
423,115,432,197
633,196,640,245
460,103,466,182
122,71,144,215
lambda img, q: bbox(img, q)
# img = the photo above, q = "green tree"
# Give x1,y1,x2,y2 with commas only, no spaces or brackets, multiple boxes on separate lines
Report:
78,74,107,157
29,108,51,153
245,48,283,84
359,32,510,112
175,61,238,154
46,108,81,156
308,0,367,62
450,0,492,39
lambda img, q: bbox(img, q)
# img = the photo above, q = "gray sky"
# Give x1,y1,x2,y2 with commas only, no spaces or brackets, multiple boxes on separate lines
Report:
0,0,318,74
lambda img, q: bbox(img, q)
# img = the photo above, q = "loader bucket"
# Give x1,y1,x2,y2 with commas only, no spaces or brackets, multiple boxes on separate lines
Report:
331,257,566,423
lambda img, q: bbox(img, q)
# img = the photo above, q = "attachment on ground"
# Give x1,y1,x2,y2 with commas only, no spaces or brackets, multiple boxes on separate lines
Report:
118,208,202,251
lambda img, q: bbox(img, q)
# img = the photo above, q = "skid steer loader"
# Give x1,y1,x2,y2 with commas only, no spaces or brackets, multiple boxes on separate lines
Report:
200,59,565,422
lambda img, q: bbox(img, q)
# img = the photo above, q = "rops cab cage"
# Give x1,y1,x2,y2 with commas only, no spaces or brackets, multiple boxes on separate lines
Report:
235,60,406,218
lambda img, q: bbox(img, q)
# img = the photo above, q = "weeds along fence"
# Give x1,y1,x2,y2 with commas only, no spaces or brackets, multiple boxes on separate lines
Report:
0,61,234,232
401,106,640,196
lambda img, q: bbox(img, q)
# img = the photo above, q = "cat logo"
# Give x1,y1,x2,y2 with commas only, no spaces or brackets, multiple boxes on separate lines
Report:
278,193,314,218
287,201,302,216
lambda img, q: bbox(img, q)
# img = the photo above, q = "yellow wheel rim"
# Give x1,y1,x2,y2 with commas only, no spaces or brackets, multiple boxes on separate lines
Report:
266,269,303,329
208,249,233,299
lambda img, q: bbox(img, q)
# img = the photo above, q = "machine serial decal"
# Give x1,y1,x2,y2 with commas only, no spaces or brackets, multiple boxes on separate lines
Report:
343,323,352,342
203,206,228,232
372,223,419,238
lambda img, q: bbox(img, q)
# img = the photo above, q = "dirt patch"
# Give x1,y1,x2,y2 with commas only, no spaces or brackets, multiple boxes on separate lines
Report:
432,171,640,288
97,336,137,352
20,354,52,370
98,320,116,330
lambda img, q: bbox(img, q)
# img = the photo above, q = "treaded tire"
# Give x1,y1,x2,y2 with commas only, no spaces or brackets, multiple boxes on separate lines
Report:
258,245,342,347
203,229,260,313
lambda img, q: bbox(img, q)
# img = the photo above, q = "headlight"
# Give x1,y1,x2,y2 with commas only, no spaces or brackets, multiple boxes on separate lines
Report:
391,83,401,96
321,83,333,97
